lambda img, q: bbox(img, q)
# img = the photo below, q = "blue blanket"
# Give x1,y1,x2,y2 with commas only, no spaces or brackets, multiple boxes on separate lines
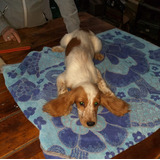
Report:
3,28,160,159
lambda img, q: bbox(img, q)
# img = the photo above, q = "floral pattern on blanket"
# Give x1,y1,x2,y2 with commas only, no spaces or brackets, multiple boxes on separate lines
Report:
3,28,160,159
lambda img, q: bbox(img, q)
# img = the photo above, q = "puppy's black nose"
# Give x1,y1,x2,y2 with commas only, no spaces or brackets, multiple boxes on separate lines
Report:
87,121,95,127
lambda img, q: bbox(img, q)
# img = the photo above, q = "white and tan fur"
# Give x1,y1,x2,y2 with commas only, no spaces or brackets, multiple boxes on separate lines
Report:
43,29,129,127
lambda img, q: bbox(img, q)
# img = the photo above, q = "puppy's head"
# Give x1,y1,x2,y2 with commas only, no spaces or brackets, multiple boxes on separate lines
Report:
74,83,129,127
75,83,100,127
43,83,99,127
43,83,129,128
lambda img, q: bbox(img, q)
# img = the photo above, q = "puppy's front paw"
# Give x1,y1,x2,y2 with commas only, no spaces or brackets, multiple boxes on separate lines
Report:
94,53,104,61
52,46,65,53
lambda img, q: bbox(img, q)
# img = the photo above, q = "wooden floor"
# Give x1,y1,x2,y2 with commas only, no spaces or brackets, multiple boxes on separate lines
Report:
0,12,160,159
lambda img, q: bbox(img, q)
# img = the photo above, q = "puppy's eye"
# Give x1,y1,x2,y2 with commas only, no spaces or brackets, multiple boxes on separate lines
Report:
79,101,85,106
94,102,99,107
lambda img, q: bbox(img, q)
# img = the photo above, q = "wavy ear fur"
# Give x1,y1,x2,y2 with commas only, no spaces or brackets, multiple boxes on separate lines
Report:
43,90,75,117
100,93,130,116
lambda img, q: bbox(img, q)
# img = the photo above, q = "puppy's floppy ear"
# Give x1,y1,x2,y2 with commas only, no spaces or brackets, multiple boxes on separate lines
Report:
100,93,130,116
43,90,76,117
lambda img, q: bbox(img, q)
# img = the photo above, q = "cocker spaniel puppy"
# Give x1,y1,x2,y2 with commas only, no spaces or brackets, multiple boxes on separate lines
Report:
43,29,129,127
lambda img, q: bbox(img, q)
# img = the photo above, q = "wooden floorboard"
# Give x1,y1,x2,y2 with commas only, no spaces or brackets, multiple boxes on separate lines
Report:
5,138,45,159
0,91,18,120
0,111,39,158
0,75,7,93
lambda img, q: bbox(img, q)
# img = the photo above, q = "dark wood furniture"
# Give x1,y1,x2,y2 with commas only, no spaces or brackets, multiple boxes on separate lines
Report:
134,0,160,46
0,12,160,159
